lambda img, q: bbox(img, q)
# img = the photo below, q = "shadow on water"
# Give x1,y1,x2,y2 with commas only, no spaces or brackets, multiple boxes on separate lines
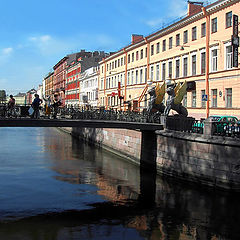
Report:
0,128,240,239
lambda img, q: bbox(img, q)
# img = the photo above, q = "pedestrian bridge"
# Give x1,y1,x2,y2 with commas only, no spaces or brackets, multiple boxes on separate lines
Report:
0,118,163,131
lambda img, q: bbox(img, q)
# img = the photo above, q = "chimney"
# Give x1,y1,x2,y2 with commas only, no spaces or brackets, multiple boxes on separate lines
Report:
131,34,144,44
187,1,203,16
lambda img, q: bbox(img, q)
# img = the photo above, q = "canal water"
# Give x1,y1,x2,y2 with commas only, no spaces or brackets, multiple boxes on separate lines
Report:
0,127,240,240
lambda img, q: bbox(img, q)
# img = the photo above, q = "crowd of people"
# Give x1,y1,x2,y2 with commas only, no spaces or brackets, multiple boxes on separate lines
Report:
6,93,62,119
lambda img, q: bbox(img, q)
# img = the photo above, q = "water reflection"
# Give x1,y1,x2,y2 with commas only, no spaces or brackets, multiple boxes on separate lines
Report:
0,128,240,239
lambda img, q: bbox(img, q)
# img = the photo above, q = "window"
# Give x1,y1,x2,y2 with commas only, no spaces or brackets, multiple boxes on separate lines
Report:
201,22,206,37
162,63,166,80
183,93,187,107
184,30,188,43
163,40,166,51
150,66,154,80
201,90,206,108
169,37,173,49
183,57,188,77
226,88,232,108
111,77,114,88
145,47,148,58
132,52,134,62
127,72,130,85
136,51,139,61
131,70,134,84
145,68,147,82
192,55,196,76
120,74,123,86
211,49,218,72
140,69,143,83
176,34,180,46
151,45,154,55
192,26,197,41
201,52,206,74
156,65,160,81
128,54,130,64
140,49,143,59
212,89,217,107
226,45,233,69
156,42,160,53
168,61,172,78
175,59,180,78
192,90,196,107
136,70,138,84
226,11,232,28
212,17,217,33
121,57,123,66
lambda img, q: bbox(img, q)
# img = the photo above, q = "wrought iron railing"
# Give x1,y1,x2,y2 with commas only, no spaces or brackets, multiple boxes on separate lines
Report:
213,122,240,138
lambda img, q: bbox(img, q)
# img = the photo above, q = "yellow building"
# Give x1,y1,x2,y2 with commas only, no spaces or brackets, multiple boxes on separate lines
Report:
99,0,240,119
44,72,54,98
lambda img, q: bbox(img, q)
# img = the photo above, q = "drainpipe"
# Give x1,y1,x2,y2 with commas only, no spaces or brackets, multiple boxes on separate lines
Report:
123,48,128,110
144,37,150,82
103,58,107,108
202,7,210,118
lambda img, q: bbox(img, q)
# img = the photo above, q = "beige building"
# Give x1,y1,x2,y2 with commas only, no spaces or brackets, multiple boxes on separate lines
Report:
99,0,240,119
14,93,26,105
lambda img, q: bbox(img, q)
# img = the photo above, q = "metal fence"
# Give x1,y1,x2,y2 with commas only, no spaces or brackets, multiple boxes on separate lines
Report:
213,122,240,138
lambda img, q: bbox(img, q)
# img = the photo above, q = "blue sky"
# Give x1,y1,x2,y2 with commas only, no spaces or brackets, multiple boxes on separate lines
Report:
0,0,191,95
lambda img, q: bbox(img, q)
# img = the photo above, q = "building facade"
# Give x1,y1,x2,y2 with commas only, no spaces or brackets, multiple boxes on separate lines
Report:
14,93,26,105
44,72,54,98
53,57,68,106
26,89,37,105
99,0,240,119
65,50,108,107
65,61,81,107
79,67,99,107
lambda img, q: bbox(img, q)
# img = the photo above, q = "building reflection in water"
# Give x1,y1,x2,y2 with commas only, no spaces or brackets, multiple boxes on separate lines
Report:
1,128,240,240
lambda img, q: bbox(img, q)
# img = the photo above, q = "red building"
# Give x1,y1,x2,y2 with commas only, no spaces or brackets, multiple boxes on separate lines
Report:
26,89,36,105
53,57,68,106
65,50,109,107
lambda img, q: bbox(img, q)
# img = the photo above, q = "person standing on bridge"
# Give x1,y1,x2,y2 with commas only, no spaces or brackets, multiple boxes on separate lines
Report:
7,95,16,117
31,94,43,119
52,93,61,119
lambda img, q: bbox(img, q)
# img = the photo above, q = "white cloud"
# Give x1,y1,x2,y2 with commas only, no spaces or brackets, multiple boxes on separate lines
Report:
145,0,187,28
2,47,13,55
146,18,164,28
29,35,51,43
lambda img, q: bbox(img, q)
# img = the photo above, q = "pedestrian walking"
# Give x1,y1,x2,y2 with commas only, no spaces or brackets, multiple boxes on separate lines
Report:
31,94,43,119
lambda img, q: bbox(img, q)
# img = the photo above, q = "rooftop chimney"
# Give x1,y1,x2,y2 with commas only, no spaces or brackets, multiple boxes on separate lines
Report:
187,1,203,16
131,34,144,44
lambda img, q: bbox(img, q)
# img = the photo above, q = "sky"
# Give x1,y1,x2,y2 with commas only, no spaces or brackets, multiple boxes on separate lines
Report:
0,0,203,95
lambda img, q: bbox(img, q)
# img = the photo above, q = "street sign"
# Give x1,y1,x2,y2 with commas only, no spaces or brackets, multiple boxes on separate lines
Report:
202,94,208,101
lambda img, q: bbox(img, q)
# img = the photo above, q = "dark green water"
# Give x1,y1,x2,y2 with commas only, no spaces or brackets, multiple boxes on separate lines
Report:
0,127,239,240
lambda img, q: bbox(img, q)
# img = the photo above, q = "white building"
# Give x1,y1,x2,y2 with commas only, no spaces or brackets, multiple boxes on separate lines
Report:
79,67,99,107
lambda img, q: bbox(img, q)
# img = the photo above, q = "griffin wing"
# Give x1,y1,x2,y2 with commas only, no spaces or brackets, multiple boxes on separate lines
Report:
174,81,187,105
155,82,165,104
174,82,181,95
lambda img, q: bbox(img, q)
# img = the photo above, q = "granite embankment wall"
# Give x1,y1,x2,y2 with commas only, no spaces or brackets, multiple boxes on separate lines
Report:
62,127,240,191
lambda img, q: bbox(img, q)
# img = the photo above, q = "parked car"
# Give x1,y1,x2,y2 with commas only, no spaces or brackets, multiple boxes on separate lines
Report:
192,115,239,134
